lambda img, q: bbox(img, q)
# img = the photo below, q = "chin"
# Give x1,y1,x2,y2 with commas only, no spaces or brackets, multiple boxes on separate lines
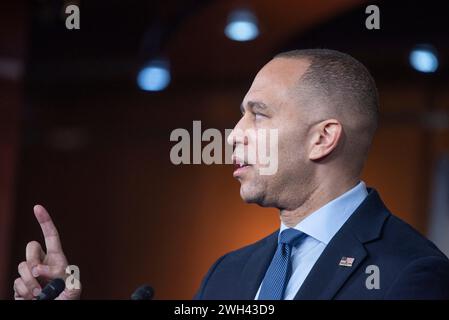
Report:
239,183,267,206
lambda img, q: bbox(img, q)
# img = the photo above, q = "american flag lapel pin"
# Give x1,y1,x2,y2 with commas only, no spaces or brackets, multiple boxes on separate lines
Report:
339,257,355,267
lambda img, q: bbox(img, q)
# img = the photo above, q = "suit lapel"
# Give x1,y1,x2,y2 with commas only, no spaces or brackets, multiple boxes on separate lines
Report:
294,189,390,300
293,230,367,299
239,230,279,299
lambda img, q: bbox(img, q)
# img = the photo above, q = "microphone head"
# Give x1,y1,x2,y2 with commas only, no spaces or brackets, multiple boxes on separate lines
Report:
130,285,154,300
36,278,66,300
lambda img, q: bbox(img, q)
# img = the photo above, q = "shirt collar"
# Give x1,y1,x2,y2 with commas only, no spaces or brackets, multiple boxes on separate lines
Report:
280,181,368,245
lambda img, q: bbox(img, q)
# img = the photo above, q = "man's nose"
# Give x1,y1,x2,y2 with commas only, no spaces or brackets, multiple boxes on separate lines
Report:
227,119,249,147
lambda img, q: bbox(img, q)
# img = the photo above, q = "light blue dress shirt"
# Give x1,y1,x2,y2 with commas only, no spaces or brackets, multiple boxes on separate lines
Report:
255,181,368,300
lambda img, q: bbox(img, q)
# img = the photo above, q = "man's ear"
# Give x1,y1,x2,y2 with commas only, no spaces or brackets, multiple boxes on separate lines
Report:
308,119,342,161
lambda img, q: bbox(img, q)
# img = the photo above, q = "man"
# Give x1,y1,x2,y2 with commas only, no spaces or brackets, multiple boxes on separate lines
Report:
194,49,449,300
13,49,449,300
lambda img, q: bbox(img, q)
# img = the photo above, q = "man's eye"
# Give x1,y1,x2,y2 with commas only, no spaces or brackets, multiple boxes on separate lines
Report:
255,113,266,120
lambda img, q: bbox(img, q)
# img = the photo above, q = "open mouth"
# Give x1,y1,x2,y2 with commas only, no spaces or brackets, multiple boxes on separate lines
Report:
233,162,250,170
232,158,252,177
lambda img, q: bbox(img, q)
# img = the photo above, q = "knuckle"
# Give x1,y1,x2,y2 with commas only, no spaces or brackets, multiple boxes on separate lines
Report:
13,277,21,287
18,261,27,273
13,278,32,299
23,275,35,287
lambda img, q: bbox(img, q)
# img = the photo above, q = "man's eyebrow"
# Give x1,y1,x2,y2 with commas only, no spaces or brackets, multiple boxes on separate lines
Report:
240,101,268,113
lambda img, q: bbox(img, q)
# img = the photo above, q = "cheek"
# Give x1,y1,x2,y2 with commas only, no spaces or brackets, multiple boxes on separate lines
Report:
277,126,307,168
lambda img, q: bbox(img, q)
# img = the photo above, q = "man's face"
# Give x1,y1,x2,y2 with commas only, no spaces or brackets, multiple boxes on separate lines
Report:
228,58,316,209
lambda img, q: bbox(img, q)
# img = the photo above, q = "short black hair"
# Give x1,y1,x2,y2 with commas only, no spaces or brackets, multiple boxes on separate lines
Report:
275,49,379,134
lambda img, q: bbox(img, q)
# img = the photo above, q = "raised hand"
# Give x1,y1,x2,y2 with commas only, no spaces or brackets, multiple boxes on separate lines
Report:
13,205,81,300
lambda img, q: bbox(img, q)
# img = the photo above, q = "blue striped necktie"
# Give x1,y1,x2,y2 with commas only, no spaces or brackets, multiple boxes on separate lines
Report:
258,228,305,300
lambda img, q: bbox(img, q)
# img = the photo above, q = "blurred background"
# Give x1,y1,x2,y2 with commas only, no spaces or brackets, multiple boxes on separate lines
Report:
1,0,448,299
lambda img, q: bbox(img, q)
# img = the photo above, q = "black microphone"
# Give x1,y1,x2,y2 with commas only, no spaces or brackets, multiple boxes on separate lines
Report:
130,285,154,300
36,278,66,300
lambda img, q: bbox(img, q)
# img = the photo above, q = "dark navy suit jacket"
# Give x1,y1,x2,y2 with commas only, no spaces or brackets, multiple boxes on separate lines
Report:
194,189,449,299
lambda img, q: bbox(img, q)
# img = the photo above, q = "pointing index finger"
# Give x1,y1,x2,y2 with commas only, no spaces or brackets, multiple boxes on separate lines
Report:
33,205,63,254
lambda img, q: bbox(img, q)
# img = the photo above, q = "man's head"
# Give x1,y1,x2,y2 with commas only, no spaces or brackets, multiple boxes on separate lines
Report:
227,49,379,211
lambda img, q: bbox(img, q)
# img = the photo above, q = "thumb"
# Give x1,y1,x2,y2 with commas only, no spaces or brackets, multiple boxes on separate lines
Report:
31,264,63,280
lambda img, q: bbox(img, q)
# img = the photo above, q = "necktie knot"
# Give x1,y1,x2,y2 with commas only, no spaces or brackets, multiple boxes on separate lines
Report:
279,228,304,247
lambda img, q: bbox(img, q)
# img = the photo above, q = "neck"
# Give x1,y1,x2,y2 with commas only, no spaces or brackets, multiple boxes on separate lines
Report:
279,177,360,227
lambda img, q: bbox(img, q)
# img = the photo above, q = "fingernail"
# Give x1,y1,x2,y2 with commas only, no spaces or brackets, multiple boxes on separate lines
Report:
33,288,41,297
31,267,38,277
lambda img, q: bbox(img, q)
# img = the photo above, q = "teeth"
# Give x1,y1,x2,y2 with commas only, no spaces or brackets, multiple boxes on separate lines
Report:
232,156,248,167
233,161,245,168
